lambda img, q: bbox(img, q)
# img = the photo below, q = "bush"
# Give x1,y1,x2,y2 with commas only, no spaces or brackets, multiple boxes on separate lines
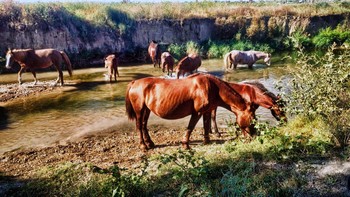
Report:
312,27,350,49
278,45,350,147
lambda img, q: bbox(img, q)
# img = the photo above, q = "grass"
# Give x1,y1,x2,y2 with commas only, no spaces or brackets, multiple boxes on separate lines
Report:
2,115,343,196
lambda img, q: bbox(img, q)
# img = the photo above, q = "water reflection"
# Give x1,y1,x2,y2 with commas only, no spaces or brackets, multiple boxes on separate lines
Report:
0,58,292,154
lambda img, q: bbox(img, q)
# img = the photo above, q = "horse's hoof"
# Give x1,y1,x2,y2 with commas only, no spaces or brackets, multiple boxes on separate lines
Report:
146,141,155,149
139,144,148,151
181,141,190,149
203,137,210,145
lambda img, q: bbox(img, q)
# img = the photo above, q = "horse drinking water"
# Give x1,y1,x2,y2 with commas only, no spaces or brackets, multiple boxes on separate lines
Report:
125,73,255,151
224,50,271,69
5,48,73,86
211,81,287,136
175,53,201,79
148,40,161,68
104,54,119,82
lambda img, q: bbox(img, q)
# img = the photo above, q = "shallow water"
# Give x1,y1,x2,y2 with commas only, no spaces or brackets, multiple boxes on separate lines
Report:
0,58,292,155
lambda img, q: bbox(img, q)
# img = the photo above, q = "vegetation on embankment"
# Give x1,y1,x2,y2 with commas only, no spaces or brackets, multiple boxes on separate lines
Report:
0,1,350,68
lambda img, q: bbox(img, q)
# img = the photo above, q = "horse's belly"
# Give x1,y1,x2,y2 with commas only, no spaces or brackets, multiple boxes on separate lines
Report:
150,102,193,119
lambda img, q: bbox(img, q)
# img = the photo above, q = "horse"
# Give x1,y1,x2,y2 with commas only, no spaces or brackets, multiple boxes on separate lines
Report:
148,40,161,68
224,50,271,69
175,53,201,79
5,48,73,86
210,81,287,136
125,73,255,151
104,54,119,82
160,52,175,76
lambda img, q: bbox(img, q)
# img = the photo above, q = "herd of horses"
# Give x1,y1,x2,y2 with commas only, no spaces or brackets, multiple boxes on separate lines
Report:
4,42,283,151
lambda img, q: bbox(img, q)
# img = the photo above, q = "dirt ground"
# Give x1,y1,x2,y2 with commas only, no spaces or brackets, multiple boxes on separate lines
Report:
0,82,227,179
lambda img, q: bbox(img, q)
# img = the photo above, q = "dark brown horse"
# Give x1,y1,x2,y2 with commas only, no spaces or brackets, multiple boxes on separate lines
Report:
148,40,161,68
224,50,271,69
160,52,175,76
104,54,119,82
125,73,255,151
5,48,73,85
175,53,201,79
211,81,287,136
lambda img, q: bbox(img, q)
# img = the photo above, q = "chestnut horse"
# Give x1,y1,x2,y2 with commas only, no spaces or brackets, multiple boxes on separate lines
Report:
148,40,161,68
125,73,255,151
224,50,271,69
175,53,201,79
211,81,287,136
160,52,175,76
104,54,119,82
5,48,73,86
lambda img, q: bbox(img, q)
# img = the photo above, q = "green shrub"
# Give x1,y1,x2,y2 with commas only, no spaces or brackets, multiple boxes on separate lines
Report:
312,27,350,49
278,46,350,147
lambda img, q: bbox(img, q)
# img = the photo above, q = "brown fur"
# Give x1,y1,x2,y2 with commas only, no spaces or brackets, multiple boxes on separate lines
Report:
5,48,73,85
160,52,175,76
211,81,287,136
125,73,255,151
175,53,202,79
104,54,119,82
148,40,161,68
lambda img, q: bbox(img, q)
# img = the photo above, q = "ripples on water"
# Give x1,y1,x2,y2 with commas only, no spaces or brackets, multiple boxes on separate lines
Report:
0,58,292,154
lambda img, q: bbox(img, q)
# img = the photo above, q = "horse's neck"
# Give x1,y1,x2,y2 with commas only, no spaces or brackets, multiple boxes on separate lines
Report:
214,79,246,111
255,52,267,60
254,88,277,109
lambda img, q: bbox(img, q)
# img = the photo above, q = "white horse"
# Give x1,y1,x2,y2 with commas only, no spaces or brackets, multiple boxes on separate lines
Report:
224,50,271,69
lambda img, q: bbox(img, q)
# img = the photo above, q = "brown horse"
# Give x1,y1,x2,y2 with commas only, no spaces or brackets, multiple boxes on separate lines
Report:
160,52,175,76
175,53,201,79
104,54,119,82
5,48,73,86
211,81,287,136
125,73,255,151
224,50,271,69
148,40,161,68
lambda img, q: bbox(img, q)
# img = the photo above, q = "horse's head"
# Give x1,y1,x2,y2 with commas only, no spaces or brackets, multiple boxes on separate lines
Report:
5,49,14,69
270,95,287,123
264,53,271,66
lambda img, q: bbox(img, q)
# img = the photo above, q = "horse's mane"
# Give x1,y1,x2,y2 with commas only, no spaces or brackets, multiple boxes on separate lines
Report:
243,81,277,100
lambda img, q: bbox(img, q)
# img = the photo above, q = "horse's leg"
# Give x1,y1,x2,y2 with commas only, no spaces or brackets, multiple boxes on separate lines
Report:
54,64,64,86
31,71,38,85
142,108,155,149
114,69,117,81
236,112,256,138
248,64,253,69
234,63,237,69
136,108,148,151
17,67,25,85
210,108,221,137
202,112,211,144
182,113,201,149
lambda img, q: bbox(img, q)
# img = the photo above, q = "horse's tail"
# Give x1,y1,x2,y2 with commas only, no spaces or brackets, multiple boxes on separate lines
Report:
223,52,230,69
60,51,73,77
125,81,136,121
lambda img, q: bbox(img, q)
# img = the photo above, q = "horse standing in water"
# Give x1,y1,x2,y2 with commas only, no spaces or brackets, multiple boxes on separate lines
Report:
5,48,73,86
104,54,119,82
211,81,287,136
125,73,255,151
148,40,161,68
160,52,175,76
224,50,271,69
175,53,201,79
